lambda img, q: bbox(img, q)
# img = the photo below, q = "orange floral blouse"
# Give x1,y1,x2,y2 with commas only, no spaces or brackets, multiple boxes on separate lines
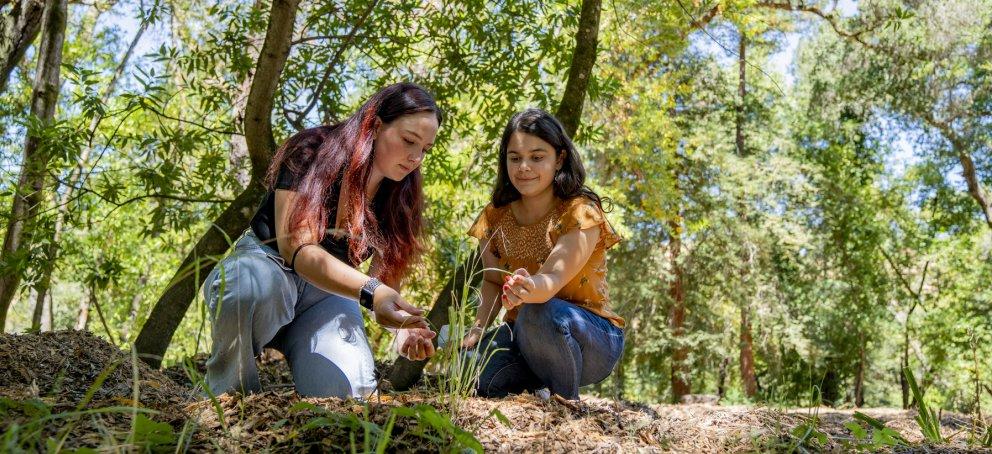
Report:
468,195,624,328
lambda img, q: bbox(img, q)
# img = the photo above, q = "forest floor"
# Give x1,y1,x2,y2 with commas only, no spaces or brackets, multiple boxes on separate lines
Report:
1,331,989,453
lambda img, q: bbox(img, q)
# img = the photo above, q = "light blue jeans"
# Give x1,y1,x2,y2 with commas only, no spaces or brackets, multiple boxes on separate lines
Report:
203,230,376,398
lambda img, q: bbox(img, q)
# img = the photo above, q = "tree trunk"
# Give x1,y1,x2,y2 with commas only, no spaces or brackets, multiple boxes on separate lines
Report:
923,118,992,231
717,356,729,399
0,0,46,94
389,260,481,389
740,305,758,398
30,284,44,330
735,35,746,157
0,0,67,330
900,302,917,409
554,0,601,138
613,344,626,399
76,285,92,331
389,0,604,389
734,33,758,399
956,150,992,231
854,338,866,407
668,218,690,403
134,0,300,367
901,330,910,409
30,9,150,332
120,272,148,342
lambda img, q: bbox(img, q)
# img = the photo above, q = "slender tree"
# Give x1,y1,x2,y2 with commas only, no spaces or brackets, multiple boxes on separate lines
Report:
0,0,67,329
31,4,152,331
0,0,45,94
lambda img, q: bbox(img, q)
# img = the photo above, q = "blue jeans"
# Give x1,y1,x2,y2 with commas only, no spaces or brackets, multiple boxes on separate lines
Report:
476,298,624,400
203,230,376,398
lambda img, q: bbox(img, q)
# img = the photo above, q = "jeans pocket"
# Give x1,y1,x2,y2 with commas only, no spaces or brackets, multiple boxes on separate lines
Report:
263,251,294,272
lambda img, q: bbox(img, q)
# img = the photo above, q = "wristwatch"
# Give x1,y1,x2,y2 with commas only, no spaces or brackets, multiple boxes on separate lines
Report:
359,277,383,311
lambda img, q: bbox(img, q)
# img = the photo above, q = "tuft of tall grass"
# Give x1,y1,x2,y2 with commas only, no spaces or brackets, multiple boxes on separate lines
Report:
904,367,944,443
425,244,507,417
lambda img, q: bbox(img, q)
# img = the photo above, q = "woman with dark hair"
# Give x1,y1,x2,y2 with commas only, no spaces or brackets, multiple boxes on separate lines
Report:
205,83,441,398
461,108,624,401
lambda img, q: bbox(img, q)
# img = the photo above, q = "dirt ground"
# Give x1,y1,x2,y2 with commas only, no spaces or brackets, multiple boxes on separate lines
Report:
1,331,989,452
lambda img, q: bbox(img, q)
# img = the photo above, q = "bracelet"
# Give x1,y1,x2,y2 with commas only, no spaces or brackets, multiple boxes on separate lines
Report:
289,243,318,270
359,277,383,311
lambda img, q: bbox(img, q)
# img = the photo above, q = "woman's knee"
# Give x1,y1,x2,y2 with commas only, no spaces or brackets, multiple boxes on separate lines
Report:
285,296,376,398
515,299,574,336
206,253,295,321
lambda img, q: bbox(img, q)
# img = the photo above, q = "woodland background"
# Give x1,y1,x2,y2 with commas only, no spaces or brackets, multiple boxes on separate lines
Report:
1,0,990,419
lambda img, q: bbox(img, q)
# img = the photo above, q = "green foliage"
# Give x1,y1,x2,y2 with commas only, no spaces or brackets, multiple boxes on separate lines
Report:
290,401,487,453
0,2,989,446
905,367,945,443
844,411,909,450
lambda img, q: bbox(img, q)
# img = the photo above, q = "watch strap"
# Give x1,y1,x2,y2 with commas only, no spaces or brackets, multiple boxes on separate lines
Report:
359,277,383,311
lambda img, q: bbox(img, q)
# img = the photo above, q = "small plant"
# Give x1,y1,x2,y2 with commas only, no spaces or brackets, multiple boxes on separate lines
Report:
426,243,506,417
789,416,828,451
787,385,828,452
291,401,398,453
392,404,485,452
843,411,908,451
291,401,491,453
904,367,944,443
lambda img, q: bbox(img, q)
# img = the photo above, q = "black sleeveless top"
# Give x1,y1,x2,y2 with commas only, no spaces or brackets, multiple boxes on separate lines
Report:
249,157,384,267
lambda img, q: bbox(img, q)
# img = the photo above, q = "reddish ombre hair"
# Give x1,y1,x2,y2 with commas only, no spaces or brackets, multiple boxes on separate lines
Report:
264,83,443,284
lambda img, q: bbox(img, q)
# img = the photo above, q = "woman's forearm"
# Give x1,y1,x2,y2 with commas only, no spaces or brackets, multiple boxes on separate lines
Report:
292,246,371,299
523,273,564,304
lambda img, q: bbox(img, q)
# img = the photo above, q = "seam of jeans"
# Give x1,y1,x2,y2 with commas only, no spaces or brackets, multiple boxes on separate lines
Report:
583,315,625,338
484,361,522,396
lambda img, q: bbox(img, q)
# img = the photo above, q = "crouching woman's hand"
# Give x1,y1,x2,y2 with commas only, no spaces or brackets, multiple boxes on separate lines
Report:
372,286,429,329
395,328,436,361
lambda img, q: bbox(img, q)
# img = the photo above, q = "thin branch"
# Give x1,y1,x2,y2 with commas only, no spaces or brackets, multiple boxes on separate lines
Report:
673,0,786,97
684,3,722,38
141,102,242,136
90,289,118,347
755,1,882,50
294,0,379,127
291,33,367,46
879,247,919,300
915,260,930,298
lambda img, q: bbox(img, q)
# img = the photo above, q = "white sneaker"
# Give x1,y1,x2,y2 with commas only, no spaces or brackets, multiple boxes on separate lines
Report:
535,388,551,400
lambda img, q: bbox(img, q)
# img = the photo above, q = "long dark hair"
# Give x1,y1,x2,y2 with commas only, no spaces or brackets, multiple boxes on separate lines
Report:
491,108,606,209
264,82,443,284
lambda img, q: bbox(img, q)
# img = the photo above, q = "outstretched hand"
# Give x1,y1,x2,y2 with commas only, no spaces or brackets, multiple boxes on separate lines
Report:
502,268,535,310
373,286,429,329
460,325,484,349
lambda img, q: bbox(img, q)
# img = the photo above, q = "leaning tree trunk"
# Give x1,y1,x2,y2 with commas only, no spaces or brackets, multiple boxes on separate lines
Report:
31,11,149,331
956,150,992,231
924,119,992,231
0,0,67,330
0,0,46,95
134,0,300,367
554,0,601,138
389,0,603,389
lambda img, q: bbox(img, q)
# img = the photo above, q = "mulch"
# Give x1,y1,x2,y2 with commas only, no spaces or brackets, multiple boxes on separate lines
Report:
1,330,989,452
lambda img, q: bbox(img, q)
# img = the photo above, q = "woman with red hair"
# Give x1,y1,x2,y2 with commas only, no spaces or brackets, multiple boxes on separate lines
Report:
204,83,441,398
